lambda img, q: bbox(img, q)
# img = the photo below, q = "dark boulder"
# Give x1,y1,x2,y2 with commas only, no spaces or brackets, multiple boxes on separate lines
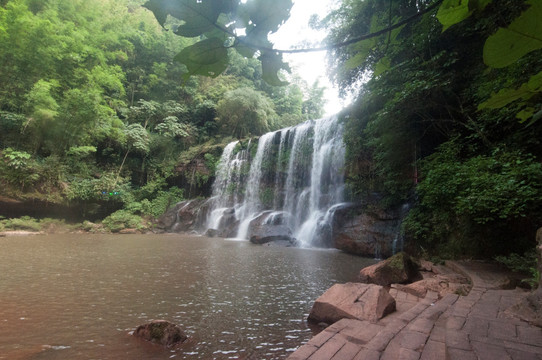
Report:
331,203,409,258
133,320,187,347
250,224,293,244
247,211,293,244
156,199,207,233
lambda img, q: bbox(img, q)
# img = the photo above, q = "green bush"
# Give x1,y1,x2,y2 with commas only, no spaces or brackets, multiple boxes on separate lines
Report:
0,216,42,231
102,210,146,233
403,143,542,258
145,187,184,218
495,250,539,288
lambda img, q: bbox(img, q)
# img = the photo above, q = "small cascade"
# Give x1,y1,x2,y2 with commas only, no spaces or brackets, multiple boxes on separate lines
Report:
204,116,346,247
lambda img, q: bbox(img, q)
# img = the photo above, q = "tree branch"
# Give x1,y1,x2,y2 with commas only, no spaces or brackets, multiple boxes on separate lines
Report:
236,0,443,54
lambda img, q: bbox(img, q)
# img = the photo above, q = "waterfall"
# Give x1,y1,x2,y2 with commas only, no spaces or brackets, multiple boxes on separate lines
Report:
205,116,345,247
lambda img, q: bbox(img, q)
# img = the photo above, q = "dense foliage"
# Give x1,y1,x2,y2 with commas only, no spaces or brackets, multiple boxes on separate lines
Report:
323,0,542,257
0,0,325,226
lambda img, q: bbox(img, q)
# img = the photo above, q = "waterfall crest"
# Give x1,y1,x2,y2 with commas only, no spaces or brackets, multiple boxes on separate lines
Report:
204,116,346,247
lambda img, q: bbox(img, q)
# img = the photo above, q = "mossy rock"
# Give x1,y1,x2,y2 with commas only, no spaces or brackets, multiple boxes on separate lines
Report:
359,252,422,286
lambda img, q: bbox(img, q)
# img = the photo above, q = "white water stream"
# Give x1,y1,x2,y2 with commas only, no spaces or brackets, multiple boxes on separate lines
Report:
205,116,346,247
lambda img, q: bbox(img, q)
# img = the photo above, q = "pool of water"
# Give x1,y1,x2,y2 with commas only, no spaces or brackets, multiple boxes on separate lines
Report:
0,234,375,359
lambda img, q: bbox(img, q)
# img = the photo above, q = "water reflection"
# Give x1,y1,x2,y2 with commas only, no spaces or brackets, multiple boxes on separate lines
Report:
0,234,374,359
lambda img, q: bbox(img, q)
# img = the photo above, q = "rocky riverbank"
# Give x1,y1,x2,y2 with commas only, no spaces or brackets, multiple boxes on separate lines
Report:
287,246,542,360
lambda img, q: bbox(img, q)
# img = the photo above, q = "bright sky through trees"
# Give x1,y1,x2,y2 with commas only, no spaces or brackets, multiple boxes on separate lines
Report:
271,0,347,116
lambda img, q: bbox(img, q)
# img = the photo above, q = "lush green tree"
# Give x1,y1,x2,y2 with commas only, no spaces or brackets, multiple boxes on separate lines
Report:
323,0,542,256
216,87,277,138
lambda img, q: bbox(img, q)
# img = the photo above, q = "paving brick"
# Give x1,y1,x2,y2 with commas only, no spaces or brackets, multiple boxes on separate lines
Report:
471,340,512,360
408,318,434,334
400,308,426,322
400,330,429,351
331,341,361,360
488,320,517,340
517,325,542,346
341,322,384,344
463,317,488,337
398,347,422,360
446,331,471,350
365,330,396,352
451,304,472,317
352,348,381,360
507,348,542,360
446,347,478,360
503,340,542,355
287,344,318,360
470,302,499,319
309,329,337,348
327,319,352,333
428,324,446,343
308,336,346,360
420,340,445,360
446,316,466,330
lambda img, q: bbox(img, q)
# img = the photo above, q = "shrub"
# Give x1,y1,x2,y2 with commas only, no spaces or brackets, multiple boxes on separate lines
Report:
1,216,42,231
495,250,539,288
102,210,146,233
403,143,542,258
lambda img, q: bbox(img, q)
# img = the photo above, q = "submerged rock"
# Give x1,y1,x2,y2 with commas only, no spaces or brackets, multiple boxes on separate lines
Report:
359,252,422,286
308,283,396,324
133,320,187,347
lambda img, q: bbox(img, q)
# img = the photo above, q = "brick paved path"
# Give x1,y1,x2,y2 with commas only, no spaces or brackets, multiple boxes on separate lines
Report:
287,261,542,360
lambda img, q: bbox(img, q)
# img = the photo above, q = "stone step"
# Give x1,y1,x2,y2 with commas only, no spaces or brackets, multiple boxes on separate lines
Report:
444,286,542,360
288,292,459,360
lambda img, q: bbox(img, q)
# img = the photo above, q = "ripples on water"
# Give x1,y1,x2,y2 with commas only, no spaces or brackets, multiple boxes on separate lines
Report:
0,234,375,359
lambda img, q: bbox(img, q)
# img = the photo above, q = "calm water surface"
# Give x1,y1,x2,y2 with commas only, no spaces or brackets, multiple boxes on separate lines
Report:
0,234,375,359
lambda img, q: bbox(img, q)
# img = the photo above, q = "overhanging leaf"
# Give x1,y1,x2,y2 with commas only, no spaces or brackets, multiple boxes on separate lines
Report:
437,0,472,31
144,0,222,37
174,37,229,79
483,0,542,68
374,57,391,77
241,0,293,34
478,71,542,110
234,43,257,58
260,51,290,86
478,84,533,110
516,107,535,123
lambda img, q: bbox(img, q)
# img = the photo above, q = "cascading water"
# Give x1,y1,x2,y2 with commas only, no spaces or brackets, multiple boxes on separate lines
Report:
204,116,346,247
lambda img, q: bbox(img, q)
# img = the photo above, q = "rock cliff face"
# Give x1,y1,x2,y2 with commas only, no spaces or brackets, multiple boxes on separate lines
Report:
331,203,408,258
158,199,409,257
155,199,208,233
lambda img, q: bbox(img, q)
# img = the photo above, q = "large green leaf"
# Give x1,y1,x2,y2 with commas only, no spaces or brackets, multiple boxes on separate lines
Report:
437,0,493,31
479,71,542,113
241,0,293,34
260,51,290,86
483,1,542,68
437,0,471,31
144,0,222,37
174,37,229,80
374,57,391,77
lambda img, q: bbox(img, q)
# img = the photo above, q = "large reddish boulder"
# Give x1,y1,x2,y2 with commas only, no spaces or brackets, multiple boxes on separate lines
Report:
359,252,421,286
133,320,188,347
308,283,396,324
